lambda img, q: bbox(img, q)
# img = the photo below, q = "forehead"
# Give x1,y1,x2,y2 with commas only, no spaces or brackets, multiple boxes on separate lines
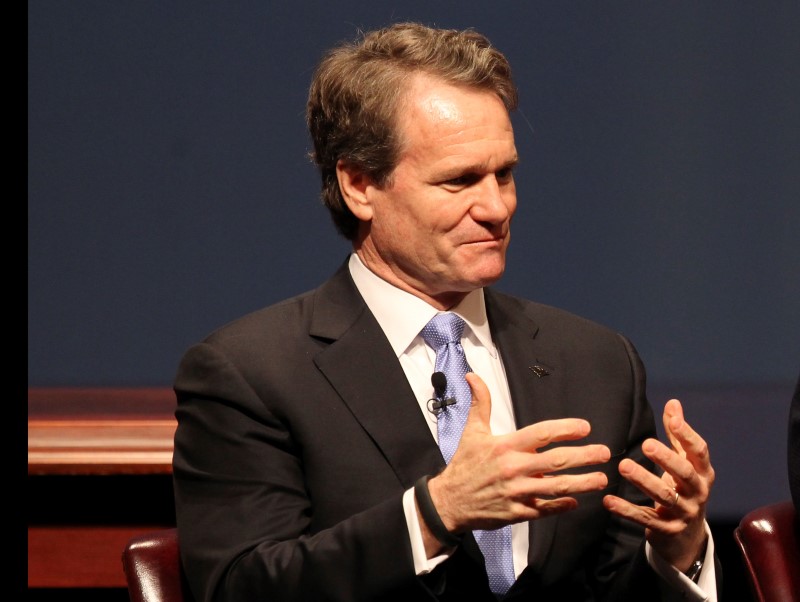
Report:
396,74,516,166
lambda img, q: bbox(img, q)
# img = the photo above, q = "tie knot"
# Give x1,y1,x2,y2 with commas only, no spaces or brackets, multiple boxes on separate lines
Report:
420,313,466,351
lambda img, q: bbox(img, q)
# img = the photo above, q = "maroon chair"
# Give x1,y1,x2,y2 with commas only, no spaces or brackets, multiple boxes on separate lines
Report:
122,528,194,602
734,500,800,602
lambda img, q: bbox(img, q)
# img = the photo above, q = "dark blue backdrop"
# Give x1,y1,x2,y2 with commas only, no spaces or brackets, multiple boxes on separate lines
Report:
28,1,799,519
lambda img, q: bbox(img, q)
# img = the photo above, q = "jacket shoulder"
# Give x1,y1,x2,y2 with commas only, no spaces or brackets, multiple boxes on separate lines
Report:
486,288,625,342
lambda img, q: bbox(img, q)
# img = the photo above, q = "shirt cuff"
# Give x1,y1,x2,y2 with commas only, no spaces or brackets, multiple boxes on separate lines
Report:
403,487,453,575
645,521,717,601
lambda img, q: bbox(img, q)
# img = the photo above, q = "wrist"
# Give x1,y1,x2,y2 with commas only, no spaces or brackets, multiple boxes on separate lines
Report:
414,475,462,548
682,536,708,583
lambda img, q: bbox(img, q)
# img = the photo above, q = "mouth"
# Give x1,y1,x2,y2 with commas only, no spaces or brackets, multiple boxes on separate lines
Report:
463,235,506,247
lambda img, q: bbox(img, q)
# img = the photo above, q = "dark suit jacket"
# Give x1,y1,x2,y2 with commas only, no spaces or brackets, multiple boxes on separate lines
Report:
172,260,668,601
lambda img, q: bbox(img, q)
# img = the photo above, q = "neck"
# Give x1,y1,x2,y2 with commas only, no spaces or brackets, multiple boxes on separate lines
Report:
353,249,469,311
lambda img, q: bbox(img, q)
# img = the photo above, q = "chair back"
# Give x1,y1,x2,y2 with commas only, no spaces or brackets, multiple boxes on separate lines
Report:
122,528,193,602
734,500,800,602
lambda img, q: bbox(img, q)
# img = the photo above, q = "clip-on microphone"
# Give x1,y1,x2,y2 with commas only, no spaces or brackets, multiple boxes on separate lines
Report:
427,371,457,415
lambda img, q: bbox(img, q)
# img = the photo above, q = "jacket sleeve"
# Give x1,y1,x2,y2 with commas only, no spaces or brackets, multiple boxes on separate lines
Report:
172,341,423,602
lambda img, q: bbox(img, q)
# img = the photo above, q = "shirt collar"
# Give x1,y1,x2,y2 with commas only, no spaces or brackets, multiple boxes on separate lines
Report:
348,253,495,357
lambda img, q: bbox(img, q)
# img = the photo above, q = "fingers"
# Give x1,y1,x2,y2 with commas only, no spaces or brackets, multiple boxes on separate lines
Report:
512,417,600,453
662,399,683,454
608,398,715,555
606,452,693,530
524,443,611,475
603,494,665,527
619,438,706,505
663,399,713,481
463,371,610,474
453,371,610,525
650,399,714,505
617,453,680,508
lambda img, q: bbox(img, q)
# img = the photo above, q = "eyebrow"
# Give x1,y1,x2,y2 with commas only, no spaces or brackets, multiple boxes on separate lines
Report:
438,156,520,180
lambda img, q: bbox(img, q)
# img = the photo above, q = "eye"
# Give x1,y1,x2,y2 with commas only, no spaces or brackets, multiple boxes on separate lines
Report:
496,166,514,183
443,173,480,187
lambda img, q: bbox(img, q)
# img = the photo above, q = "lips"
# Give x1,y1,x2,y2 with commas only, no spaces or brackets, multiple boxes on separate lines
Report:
463,233,507,245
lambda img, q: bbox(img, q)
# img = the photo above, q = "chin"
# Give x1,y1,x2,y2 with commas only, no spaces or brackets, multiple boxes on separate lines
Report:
475,254,506,279
444,249,506,289
463,265,505,289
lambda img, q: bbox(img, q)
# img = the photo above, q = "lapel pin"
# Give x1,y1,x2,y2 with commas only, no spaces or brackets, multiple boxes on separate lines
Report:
529,364,551,378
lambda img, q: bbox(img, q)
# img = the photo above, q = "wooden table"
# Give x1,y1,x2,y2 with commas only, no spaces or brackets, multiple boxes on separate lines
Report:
28,387,177,589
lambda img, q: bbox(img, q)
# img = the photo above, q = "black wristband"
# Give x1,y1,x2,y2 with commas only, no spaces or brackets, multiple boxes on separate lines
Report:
683,537,708,583
414,475,462,548
684,558,703,583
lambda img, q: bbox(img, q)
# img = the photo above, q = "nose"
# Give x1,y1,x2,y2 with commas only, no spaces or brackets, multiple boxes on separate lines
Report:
471,175,515,224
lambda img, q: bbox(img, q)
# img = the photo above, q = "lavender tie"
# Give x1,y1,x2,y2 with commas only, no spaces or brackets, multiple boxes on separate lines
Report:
421,313,515,596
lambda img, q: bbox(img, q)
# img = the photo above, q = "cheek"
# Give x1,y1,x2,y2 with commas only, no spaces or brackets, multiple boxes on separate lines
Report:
384,202,449,237
372,185,459,247
372,211,426,252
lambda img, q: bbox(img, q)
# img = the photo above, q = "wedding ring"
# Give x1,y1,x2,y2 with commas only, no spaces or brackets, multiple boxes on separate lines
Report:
672,489,680,506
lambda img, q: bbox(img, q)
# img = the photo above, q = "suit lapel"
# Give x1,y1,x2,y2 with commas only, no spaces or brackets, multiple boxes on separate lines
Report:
485,290,564,570
309,263,445,489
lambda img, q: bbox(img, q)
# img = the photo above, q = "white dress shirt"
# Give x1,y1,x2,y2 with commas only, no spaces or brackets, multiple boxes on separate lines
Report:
347,253,716,600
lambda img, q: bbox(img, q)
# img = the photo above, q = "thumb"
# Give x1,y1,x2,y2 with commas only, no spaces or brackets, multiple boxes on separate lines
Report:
464,371,492,432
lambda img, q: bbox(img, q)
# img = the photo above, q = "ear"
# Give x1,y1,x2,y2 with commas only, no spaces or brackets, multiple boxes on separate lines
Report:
336,160,374,222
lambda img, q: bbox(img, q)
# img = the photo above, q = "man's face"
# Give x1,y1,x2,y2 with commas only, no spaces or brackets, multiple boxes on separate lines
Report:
354,74,518,309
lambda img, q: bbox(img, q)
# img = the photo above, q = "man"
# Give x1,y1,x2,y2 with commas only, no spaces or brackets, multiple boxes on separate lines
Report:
172,22,719,601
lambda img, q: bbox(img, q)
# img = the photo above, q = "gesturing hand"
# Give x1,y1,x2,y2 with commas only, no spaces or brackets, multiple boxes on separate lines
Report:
426,372,611,536
603,399,715,572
